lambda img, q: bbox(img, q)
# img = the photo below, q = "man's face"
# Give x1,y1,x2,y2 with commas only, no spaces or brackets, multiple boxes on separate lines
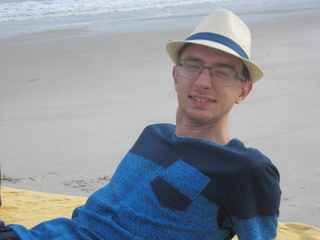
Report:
172,44,252,126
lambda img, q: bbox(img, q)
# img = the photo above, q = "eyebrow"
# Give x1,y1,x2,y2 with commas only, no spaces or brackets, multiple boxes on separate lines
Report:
180,57,203,63
181,57,237,70
215,63,236,69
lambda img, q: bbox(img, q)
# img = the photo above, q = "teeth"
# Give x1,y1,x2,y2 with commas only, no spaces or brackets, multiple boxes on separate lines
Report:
192,97,210,103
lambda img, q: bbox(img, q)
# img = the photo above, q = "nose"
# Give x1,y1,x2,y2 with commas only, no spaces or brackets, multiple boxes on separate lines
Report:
195,68,212,89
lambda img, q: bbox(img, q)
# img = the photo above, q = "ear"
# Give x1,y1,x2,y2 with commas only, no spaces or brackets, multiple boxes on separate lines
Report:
235,81,253,104
172,65,179,91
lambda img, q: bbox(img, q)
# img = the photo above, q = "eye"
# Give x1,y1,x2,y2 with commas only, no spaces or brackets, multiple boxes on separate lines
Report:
213,68,232,78
184,61,202,72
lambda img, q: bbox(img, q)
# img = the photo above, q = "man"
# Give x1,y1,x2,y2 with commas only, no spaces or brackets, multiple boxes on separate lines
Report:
1,9,281,240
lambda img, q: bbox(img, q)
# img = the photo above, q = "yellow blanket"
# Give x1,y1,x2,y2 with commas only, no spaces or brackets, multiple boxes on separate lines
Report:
1,187,319,239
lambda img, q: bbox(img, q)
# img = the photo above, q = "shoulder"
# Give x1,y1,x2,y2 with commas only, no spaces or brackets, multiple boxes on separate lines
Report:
142,123,175,135
216,140,281,215
223,156,281,221
129,124,176,157
225,139,276,173
227,140,281,195
136,124,176,143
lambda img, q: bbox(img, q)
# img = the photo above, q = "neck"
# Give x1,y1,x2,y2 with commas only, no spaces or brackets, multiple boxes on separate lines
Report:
175,111,232,145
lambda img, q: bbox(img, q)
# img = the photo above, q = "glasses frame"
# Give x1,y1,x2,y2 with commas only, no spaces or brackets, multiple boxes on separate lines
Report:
177,59,248,87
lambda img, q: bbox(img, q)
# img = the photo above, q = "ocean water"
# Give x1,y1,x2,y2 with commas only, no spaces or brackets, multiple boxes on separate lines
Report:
0,0,318,39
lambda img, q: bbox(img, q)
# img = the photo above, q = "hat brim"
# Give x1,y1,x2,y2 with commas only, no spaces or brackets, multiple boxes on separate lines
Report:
166,40,264,83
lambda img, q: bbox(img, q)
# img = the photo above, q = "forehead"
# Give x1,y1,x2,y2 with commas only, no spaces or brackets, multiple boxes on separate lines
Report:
180,44,244,69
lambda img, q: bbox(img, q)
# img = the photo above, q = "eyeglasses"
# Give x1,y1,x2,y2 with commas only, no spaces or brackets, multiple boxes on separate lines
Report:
177,59,248,87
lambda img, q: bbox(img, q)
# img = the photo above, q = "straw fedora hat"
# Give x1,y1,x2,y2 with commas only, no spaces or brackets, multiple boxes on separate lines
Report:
166,9,263,83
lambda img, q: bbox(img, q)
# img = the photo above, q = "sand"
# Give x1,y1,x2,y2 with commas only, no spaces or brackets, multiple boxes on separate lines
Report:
1,7,319,227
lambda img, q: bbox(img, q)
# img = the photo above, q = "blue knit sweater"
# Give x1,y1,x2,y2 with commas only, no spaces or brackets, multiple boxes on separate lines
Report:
9,124,281,239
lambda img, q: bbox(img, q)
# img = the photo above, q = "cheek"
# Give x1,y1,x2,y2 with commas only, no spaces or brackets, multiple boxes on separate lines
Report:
174,76,189,94
172,66,179,91
175,82,186,99
229,84,245,103
174,81,178,92
220,89,241,107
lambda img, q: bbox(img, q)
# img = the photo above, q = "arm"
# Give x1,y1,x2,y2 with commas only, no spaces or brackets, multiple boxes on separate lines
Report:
0,221,20,240
225,163,281,240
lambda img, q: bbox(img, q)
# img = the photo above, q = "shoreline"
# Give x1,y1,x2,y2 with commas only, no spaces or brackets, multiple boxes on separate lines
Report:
1,1,319,40
1,7,320,227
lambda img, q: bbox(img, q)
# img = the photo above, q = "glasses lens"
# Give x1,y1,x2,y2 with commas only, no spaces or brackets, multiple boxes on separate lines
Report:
178,60,202,80
210,67,236,86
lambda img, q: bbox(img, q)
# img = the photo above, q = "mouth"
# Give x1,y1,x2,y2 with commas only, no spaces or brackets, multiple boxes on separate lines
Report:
190,96,216,103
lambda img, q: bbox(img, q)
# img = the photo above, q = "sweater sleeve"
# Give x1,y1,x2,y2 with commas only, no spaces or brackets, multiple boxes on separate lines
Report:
221,162,281,240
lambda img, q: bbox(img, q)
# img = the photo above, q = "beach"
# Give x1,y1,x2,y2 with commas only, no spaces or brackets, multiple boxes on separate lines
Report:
1,5,319,228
